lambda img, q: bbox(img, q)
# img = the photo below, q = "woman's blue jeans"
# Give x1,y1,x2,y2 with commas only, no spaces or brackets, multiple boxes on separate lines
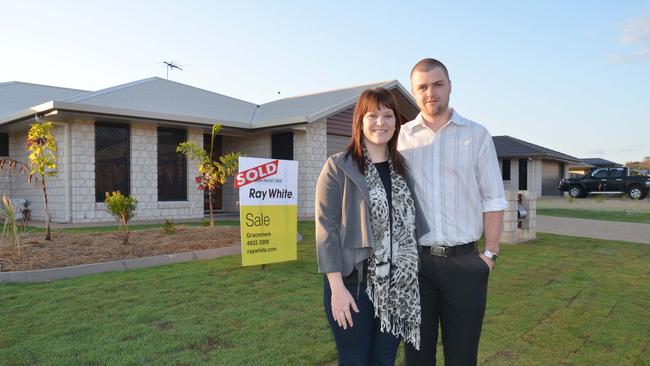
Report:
323,276,400,366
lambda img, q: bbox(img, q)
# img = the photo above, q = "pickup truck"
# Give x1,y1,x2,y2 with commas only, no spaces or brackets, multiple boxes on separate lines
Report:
558,167,650,199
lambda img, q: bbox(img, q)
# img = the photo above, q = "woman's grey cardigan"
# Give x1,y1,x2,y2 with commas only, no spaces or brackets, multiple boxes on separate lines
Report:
315,152,429,276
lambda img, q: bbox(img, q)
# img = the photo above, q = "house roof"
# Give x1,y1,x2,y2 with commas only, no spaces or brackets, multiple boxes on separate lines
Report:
253,80,406,126
0,81,88,117
493,135,581,163
579,158,622,167
63,77,258,125
0,78,415,130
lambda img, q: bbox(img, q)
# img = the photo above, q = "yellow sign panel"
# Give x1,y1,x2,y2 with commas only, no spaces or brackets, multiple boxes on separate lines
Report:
240,205,297,266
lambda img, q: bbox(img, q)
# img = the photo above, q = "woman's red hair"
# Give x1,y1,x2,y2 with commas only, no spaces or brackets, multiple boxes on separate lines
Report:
346,87,406,176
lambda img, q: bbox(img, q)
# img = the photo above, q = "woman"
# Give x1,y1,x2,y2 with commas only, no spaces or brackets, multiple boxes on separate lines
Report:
315,88,423,365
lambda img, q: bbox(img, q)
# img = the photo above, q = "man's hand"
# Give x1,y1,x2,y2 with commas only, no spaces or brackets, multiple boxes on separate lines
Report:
479,253,495,271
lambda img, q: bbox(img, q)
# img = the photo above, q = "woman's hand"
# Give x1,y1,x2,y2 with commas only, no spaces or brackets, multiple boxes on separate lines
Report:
327,273,359,329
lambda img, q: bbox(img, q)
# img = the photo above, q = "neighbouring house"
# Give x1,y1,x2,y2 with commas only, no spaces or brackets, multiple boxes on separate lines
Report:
493,136,581,197
0,78,418,223
568,158,622,177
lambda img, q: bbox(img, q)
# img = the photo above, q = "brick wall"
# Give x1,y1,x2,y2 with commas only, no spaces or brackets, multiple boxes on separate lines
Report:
8,124,67,222
219,120,327,219
294,119,327,218
74,122,204,223
11,119,329,223
9,121,205,224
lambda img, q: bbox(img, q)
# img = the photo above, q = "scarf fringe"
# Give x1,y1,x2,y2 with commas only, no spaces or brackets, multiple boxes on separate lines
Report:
366,284,421,350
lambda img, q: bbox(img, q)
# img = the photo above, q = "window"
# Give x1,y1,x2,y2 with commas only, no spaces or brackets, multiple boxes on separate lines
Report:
518,159,528,190
592,169,608,178
272,132,293,160
501,159,511,180
158,127,187,201
609,168,624,178
95,123,130,202
0,133,8,156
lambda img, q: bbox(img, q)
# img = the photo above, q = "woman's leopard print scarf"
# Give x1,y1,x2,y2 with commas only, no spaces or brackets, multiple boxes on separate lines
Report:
363,148,421,349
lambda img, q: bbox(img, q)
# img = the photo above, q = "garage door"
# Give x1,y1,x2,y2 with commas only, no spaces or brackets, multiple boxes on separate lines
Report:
327,134,350,158
542,161,562,196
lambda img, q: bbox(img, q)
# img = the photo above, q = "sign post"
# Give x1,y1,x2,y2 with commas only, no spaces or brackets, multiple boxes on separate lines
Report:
236,157,298,266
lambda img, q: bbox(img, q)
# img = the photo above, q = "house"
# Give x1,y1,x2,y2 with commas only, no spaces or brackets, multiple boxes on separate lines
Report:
493,135,581,197
0,78,418,223
568,158,622,176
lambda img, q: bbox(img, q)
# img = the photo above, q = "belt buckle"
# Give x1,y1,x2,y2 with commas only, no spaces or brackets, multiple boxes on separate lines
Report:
430,246,447,257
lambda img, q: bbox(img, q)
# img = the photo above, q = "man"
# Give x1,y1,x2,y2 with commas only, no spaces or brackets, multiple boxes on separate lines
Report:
397,58,507,365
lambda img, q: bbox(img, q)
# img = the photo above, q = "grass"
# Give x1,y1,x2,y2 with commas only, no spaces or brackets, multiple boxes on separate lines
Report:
537,208,650,224
1,223,650,365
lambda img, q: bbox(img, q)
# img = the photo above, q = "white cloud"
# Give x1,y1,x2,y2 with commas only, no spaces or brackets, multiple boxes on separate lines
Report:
610,48,650,63
620,13,650,44
612,11,650,62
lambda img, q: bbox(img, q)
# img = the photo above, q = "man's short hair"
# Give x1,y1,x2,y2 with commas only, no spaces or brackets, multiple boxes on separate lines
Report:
410,58,450,80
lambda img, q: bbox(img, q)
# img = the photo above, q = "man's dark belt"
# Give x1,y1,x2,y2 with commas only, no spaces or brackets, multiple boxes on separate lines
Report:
418,242,477,257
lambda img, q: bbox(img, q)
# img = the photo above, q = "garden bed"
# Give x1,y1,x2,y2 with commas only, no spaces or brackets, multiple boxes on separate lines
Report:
0,225,241,272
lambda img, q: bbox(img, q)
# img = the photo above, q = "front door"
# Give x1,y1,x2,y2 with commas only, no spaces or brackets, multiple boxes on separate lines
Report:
203,134,223,211
585,168,608,192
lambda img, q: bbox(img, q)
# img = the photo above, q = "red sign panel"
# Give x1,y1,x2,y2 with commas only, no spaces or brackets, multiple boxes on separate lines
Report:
234,160,279,188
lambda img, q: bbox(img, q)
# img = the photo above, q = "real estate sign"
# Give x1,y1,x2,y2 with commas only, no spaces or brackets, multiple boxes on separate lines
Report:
236,157,298,266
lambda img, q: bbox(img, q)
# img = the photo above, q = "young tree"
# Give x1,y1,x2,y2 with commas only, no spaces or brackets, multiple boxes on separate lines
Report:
26,122,57,241
177,124,241,226
104,191,138,245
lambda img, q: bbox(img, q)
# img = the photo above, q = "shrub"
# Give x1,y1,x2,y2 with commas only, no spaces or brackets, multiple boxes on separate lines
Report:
163,219,176,235
0,195,21,258
201,218,211,227
104,191,137,244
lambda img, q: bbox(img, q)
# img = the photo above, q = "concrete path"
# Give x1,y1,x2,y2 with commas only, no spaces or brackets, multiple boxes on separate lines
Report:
537,215,650,244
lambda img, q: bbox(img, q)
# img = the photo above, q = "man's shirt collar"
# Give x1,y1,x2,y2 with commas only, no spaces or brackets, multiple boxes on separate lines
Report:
407,108,466,133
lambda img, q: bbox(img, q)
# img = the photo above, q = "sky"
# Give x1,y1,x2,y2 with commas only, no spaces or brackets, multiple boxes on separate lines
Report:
1,0,649,164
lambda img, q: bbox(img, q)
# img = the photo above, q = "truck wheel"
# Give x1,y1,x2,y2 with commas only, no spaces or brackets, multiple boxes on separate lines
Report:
569,186,584,198
628,185,645,200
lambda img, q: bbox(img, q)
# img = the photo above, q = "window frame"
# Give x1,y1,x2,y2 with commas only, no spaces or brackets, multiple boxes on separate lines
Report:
157,127,188,202
0,133,8,156
95,122,131,203
271,132,294,160
501,159,511,181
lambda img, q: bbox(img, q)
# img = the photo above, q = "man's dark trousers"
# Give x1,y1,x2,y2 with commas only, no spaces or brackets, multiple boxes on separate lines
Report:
405,247,490,365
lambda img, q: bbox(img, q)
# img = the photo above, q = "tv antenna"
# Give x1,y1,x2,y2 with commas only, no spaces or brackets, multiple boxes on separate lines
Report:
163,61,183,79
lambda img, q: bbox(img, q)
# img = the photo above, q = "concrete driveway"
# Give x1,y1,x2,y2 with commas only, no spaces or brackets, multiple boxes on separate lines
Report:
537,215,650,244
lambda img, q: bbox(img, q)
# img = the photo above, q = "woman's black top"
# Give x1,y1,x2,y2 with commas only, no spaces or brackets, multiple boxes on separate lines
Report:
342,161,392,285
374,161,392,205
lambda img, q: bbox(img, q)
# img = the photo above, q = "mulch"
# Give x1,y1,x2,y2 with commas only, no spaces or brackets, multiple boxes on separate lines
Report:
0,225,241,272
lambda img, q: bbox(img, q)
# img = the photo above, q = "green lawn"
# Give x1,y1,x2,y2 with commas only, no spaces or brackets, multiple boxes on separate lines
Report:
537,208,650,224
1,223,649,365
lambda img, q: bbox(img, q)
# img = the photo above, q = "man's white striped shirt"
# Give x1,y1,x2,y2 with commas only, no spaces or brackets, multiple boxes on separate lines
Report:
397,110,507,247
